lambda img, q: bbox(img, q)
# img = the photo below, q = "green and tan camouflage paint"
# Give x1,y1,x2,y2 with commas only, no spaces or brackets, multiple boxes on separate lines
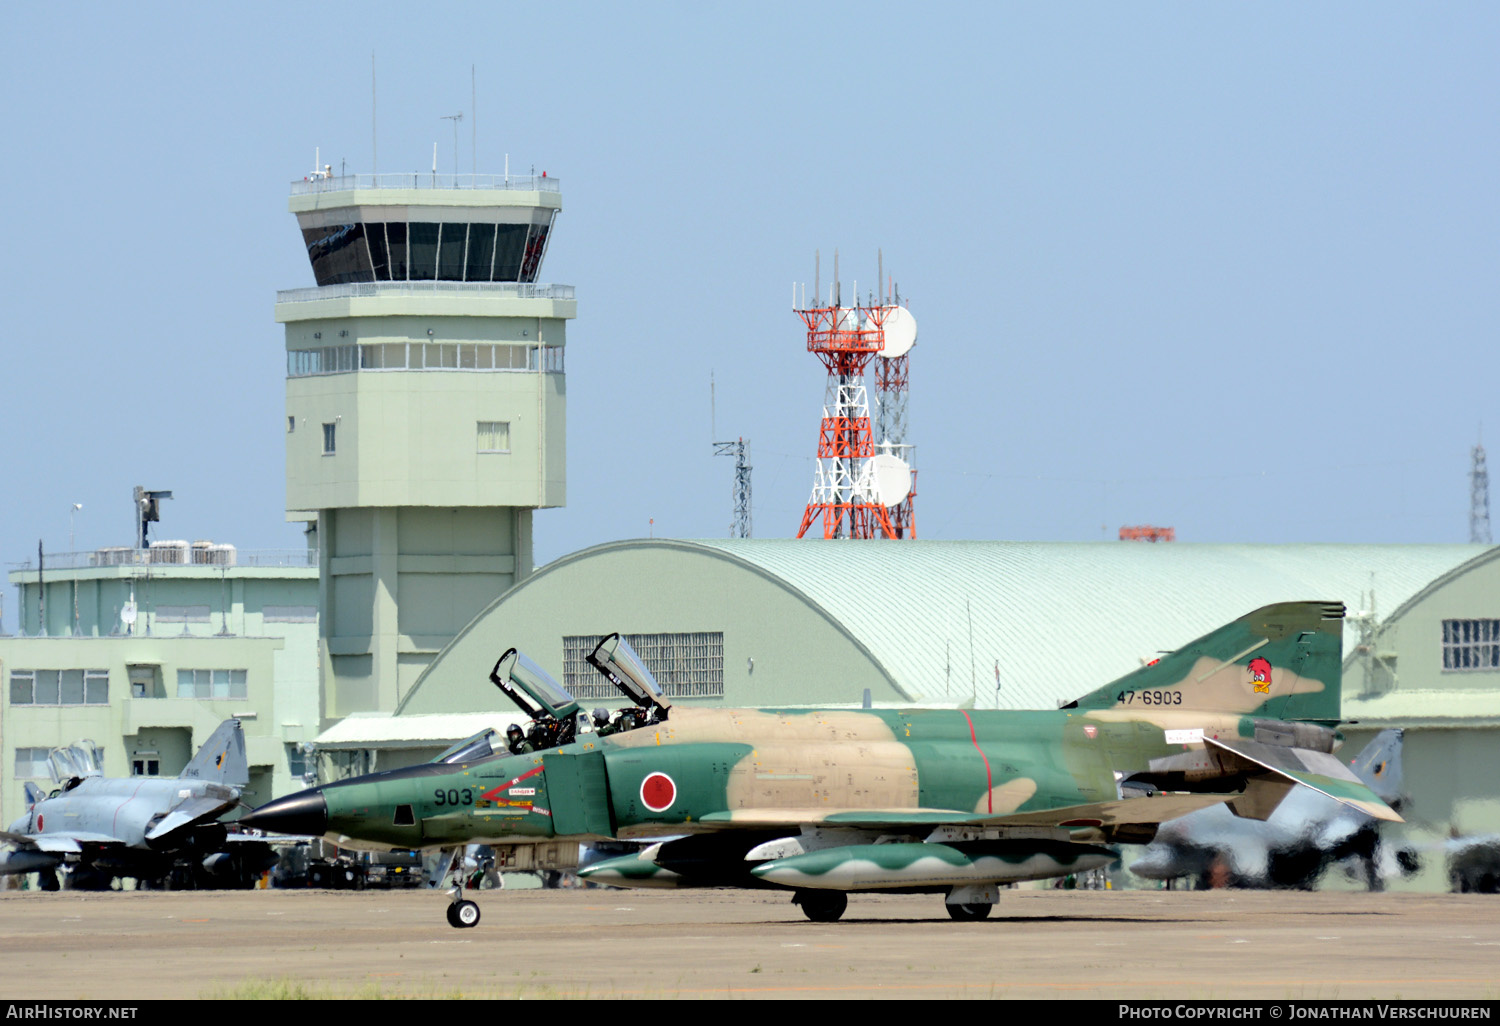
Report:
258,601,1398,895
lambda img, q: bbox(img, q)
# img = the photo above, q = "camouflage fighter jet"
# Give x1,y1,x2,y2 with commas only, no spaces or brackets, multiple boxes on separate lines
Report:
1127,728,1417,890
241,602,1401,927
0,719,276,890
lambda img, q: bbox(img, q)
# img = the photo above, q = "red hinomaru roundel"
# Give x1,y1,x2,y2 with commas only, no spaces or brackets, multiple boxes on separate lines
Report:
640,772,676,813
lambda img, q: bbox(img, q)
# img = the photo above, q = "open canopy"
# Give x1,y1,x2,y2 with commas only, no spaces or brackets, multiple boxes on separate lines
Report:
586,633,672,717
489,648,581,723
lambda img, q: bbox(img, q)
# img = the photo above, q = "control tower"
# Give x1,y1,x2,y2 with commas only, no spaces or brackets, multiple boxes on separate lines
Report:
275,170,574,719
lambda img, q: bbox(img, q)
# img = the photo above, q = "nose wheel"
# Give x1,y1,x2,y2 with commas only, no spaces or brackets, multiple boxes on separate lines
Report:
441,848,481,928
446,898,481,928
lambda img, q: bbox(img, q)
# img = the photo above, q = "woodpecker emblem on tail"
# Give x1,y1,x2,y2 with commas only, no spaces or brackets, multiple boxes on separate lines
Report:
1249,657,1273,695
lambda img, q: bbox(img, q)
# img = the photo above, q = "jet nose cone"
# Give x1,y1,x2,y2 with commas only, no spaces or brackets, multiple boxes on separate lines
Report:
239,789,328,837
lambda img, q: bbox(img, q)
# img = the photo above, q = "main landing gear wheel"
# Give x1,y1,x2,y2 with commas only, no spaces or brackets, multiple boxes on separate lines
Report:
946,902,993,922
446,900,481,928
794,890,848,923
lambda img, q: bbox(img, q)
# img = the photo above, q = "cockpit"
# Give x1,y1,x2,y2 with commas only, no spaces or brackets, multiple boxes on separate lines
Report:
47,739,103,790
484,633,673,756
433,729,500,765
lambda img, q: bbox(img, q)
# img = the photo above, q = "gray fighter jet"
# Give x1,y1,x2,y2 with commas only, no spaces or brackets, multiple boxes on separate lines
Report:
1129,729,1418,891
0,719,276,890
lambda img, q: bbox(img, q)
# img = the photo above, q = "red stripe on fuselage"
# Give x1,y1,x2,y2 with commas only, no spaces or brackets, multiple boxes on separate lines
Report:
113,780,148,838
959,709,994,814
478,764,544,803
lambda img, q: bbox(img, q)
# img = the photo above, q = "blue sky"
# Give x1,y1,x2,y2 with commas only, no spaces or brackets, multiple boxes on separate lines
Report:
3,3,1497,613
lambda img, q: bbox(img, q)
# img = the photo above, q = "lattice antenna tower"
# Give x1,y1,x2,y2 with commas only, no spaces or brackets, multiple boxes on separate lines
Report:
713,438,753,538
1471,437,1491,544
872,249,918,538
793,250,915,540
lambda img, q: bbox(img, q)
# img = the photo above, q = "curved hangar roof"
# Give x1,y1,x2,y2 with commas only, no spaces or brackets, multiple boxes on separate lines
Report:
398,539,1488,715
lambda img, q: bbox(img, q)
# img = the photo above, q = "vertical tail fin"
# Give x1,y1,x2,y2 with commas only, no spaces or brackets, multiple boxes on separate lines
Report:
1349,729,1404,806
180,719,249,787
1070,601,1346,724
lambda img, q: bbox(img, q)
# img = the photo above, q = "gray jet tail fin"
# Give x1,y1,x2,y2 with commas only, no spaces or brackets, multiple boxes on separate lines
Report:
180,719,248,787
1349,728,1404,807
21,782,46,810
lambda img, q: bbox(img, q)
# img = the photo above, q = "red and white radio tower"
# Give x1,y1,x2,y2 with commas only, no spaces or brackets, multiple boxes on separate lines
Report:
794,252,916,540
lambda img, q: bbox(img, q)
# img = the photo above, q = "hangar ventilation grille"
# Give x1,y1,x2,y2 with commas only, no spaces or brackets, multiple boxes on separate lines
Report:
563,632,724,699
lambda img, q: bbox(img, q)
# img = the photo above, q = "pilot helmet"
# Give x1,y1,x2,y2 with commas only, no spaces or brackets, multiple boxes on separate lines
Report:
592,708,610,727
506,723,523,738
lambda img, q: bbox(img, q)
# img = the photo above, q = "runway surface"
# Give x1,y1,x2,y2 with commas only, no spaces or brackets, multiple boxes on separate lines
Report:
1,887,1496,1000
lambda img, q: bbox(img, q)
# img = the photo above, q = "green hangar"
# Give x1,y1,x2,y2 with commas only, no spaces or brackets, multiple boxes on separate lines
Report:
380,537,1500,892
396,538,1485,715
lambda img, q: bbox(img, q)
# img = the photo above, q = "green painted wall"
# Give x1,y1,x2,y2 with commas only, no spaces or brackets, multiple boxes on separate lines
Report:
396,541,911,719
318,506,530,717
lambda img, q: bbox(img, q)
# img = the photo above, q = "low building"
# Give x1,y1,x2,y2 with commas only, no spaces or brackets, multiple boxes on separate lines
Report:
2,545,319,826
1341,545,1500,890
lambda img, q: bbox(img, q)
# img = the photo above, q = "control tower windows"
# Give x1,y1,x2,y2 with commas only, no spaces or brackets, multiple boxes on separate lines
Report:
520,224,550,281
367,222,391,279
386,222,409,279
302,224,375,286
493,224,530,281
466,224,497,281
408,223,440,280
299,216,555,285
439,223,468,279
423,343,460,370
288,343,564,377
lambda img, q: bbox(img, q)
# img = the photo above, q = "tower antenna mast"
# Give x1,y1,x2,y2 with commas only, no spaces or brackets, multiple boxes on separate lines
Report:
1471,436,1492,544
440,112,463,178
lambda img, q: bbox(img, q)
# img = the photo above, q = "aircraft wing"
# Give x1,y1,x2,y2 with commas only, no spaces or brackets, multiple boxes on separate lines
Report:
694,793,1235,831
144,795,238,841
0,830,126,853
1204,737,1403,823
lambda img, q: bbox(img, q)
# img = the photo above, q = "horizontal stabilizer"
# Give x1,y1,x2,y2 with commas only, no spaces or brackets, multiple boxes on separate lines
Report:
977,793,1243,830
1205,736,1402,823
145,795,238,841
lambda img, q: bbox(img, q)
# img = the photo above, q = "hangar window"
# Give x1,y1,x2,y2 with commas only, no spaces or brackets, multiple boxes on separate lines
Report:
1442,619,1500,671
562,631,724,699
